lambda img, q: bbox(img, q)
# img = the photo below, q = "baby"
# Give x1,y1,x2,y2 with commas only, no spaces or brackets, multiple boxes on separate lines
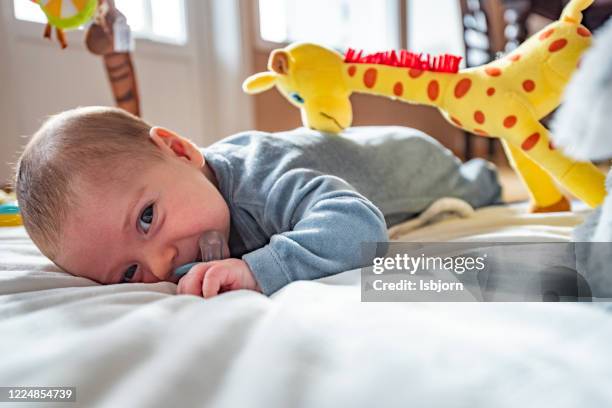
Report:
14,106,502,298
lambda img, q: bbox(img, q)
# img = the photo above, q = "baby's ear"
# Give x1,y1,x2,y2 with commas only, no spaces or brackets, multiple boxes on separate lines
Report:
149,127,204,168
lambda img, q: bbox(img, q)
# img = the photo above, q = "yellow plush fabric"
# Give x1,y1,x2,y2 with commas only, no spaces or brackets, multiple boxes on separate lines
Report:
243,0,606,211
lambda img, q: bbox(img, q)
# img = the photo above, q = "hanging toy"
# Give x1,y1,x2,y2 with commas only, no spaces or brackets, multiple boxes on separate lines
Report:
0,191,22,227
85,0,141,116
30,0,99,49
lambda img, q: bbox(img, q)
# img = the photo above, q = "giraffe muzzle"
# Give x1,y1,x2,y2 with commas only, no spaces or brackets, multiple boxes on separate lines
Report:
319,112,344,131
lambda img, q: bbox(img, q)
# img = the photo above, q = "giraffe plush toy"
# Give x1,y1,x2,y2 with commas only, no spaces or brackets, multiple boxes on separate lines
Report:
243,0,606,213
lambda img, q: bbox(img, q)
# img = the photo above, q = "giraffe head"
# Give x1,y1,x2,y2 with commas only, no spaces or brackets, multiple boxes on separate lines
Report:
243,43,352,133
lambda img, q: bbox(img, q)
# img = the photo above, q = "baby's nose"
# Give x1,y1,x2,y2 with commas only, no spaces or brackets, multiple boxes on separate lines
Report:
149,247,177,282
150,264,172,282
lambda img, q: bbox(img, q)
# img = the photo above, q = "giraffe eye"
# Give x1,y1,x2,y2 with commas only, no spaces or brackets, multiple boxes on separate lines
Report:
290,93,305,104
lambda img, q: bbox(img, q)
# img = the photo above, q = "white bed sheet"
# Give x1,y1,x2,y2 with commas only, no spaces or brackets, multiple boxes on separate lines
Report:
1,203,612,408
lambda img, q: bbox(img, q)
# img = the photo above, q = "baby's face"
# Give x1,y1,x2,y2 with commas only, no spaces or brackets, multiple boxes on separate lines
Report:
55,128,230,285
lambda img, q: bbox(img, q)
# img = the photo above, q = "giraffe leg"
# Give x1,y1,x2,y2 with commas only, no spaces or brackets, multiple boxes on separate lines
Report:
499,104,606,208
501,140,570,212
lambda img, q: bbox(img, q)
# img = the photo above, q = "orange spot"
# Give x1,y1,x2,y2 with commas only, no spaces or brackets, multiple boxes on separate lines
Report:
427,80,439,101
522,133,540,151
549,39,568,53
393,82,403,96
473,129,488,136
409,69,424,78
451,117,462,127
363,68,377,88
548,141,555,150
348,65,357,77
487,87,496,96
503,115,517,128
523,80,535,92
577,26,591,37
509,54,521,62
485,67,502,77
44,0,62,18
539,28,555,40
72,0,89,9
563,16,578,24
474,111,485,124
454,78,472,99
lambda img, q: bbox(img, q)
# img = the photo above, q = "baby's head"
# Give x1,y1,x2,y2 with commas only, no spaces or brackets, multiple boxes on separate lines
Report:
14,106,230,284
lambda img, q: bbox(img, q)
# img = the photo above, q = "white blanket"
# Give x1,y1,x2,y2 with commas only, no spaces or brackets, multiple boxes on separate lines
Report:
1,203,612,407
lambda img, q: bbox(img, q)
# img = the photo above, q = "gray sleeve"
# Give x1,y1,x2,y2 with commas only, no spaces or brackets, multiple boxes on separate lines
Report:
242,169,388,295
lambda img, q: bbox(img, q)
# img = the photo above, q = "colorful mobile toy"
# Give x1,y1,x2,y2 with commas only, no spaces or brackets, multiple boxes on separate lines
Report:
0,192,22,227
243,0,606,213
29,0,141,117
30,0,99,48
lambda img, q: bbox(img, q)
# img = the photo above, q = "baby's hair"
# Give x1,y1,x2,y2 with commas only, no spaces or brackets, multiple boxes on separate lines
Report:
13,106,165,260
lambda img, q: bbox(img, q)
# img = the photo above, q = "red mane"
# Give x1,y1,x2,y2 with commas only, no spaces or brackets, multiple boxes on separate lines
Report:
344,48,462,73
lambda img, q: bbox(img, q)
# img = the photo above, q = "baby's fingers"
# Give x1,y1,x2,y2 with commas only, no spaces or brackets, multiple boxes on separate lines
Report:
202,267,235,299
177,264,208,296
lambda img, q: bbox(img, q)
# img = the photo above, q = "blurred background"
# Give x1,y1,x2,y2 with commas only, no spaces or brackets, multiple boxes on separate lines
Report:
1,0,610,200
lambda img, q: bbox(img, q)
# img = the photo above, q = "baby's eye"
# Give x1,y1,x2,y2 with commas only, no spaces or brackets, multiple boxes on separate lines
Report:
290,92,305,104
122,264,138,283
139,204,154,233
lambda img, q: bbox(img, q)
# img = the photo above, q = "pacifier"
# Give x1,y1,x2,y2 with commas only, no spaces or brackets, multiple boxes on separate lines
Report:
173,230,228,279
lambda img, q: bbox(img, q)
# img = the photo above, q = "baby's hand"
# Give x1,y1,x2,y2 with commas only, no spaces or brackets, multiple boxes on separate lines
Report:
176,258,262,298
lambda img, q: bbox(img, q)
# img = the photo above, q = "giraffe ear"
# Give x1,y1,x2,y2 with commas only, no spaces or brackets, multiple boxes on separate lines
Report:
268,50,290,75
242,72,278,94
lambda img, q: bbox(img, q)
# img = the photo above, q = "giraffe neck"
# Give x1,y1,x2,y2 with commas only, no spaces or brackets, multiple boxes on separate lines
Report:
342,63,454,108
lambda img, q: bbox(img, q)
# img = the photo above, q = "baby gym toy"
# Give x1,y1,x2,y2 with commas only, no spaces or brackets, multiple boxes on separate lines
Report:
29,0,141,117
0,191,22,227
30,0,99,49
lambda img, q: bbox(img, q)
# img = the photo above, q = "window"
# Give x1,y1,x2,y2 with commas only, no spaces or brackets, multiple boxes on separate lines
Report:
257,0,465,66
13,0,47,24
13,0,187,45
258,0,400,52
408,0,465,65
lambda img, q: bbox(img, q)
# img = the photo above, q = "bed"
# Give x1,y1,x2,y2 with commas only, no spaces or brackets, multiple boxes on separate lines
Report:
1,202,612,407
